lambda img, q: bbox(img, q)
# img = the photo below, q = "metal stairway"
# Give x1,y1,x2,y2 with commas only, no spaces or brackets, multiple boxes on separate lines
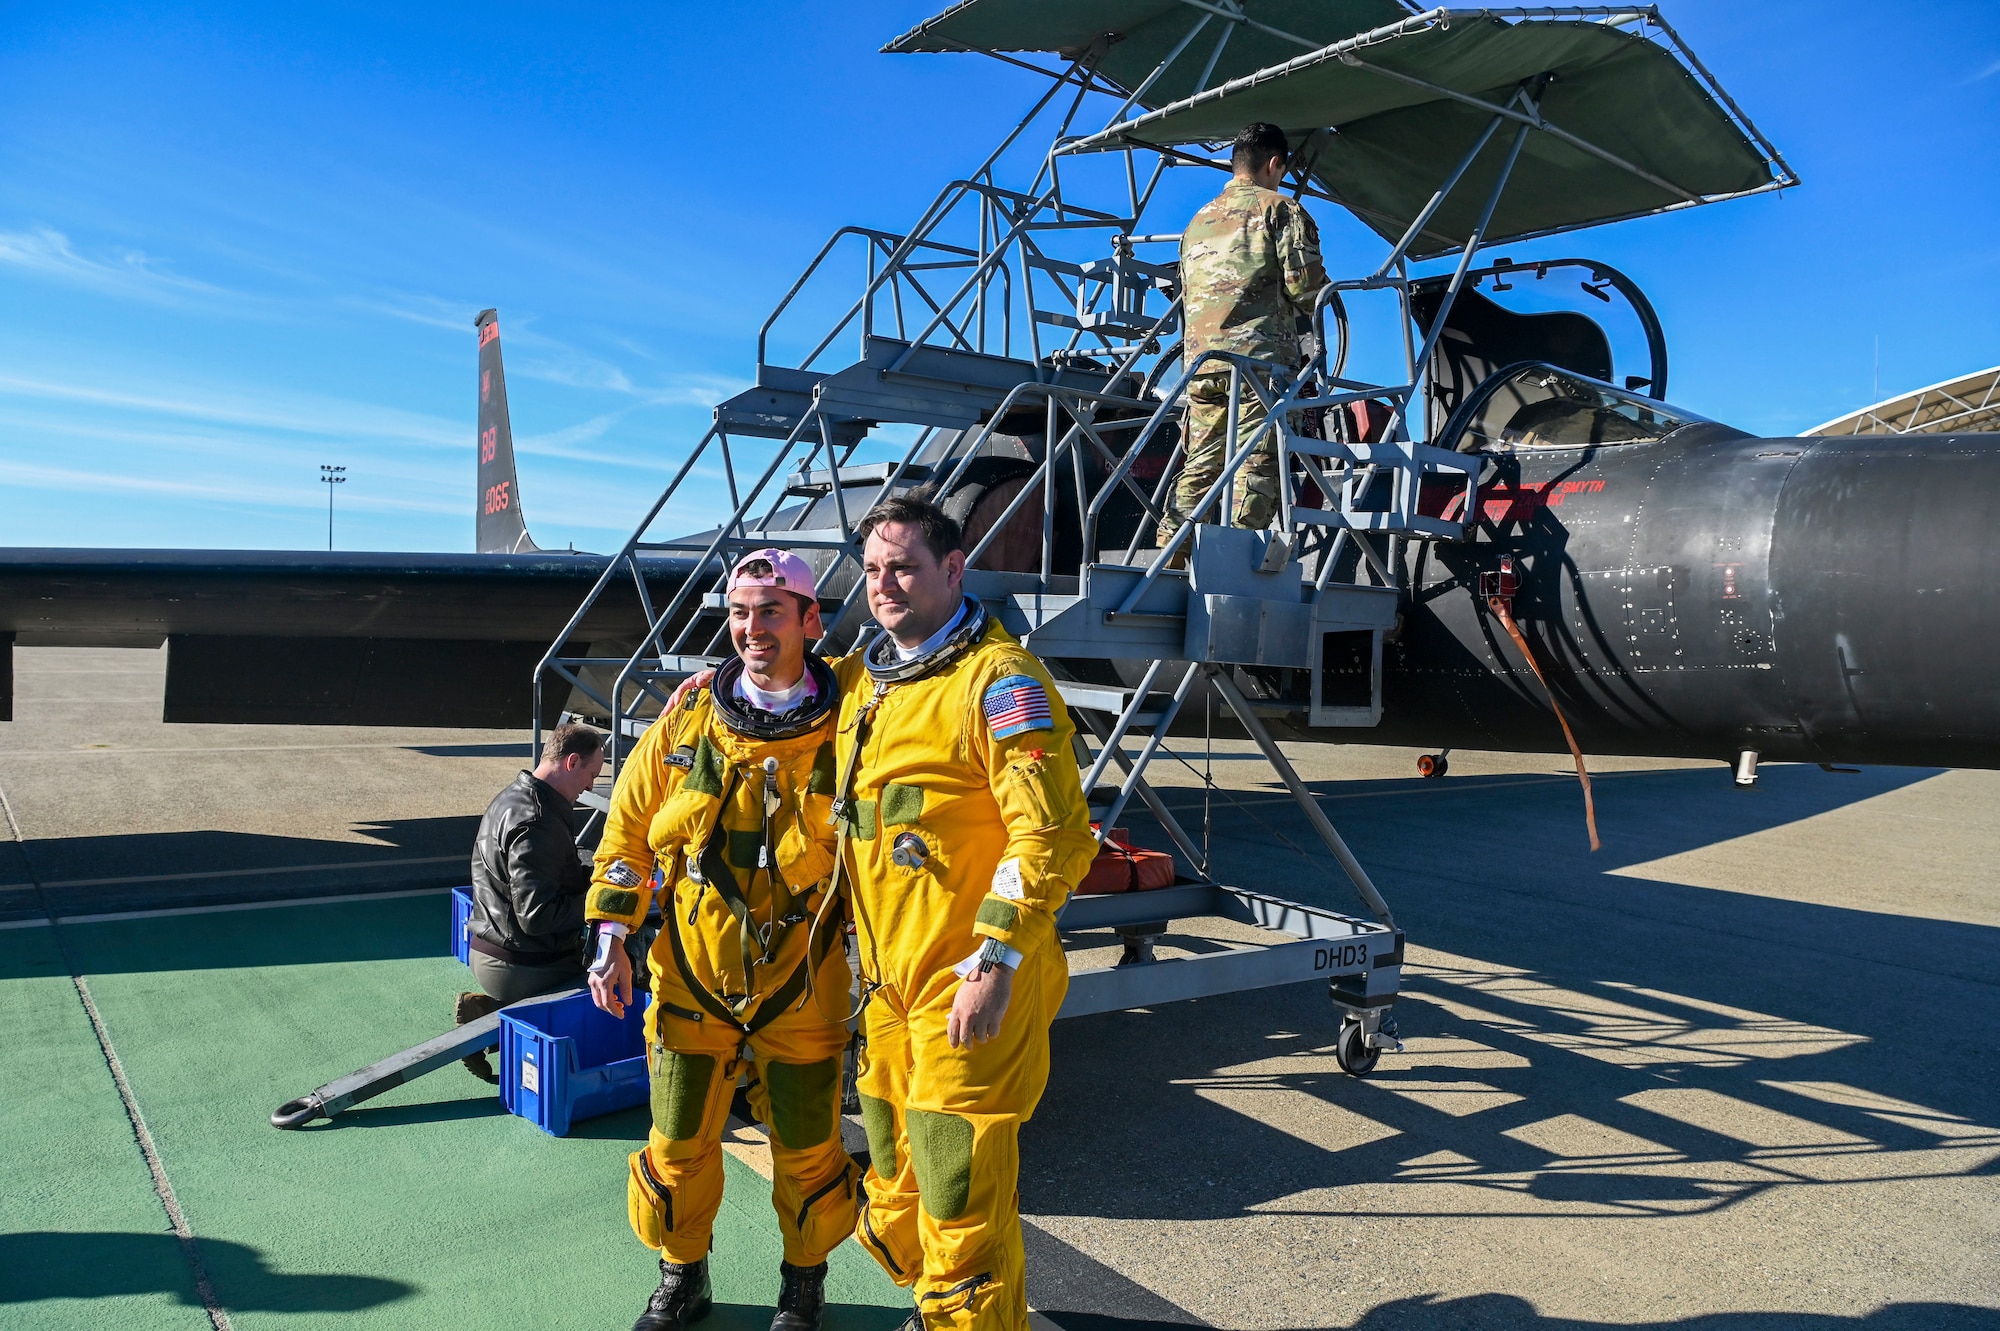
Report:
529,32,1506,1072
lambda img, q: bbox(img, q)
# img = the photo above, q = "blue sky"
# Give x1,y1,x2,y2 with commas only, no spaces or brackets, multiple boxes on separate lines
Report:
0,2,1994,553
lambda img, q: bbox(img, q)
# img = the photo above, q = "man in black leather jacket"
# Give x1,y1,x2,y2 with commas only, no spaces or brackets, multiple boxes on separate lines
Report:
455,722,606,1078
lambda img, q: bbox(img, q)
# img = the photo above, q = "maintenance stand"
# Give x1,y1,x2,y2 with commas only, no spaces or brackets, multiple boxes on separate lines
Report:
523,3,1790,1080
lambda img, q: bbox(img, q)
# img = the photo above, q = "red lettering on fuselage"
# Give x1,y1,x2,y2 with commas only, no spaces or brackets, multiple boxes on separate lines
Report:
1479,477,1605,523
479,322,499,347
482,481,511,514
480,426,497,464
480,369,490,404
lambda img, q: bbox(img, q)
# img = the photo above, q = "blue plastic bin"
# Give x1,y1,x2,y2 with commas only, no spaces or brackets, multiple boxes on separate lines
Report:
499,989,651,1136
449,886,474,965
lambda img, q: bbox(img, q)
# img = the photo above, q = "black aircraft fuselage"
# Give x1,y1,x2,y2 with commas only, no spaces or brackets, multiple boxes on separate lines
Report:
4,296,1995,780
1358,426,2000,770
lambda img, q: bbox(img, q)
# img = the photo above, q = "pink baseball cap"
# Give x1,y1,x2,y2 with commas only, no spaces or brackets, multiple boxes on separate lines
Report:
727,548,819,602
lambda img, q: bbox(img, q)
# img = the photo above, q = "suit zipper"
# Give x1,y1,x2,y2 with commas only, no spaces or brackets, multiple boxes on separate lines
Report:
859,1200,904,1278
795,1163,854,1232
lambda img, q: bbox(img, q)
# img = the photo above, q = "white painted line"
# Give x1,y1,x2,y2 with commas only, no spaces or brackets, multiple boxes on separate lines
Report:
0,740,529,758
0,885,455,930
11,854,463,891
58,885,456,925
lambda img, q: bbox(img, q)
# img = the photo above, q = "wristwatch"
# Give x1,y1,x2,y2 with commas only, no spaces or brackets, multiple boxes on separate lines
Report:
976,936,1011,975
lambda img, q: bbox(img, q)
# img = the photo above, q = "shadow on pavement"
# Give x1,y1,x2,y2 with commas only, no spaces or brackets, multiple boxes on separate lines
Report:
1029,760,2000,1285
0,1230,412,1311
1042,1299,2000,1330
406,743,534,759
1034,874,2000,1227
0,887,453,979
301,1094,511,1131
0,815,480,923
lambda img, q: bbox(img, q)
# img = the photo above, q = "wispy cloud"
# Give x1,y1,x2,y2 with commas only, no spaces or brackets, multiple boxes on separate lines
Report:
638,372,748,408
512,410,677,470
1970,55,2000,83
0,226,225,304
337,291,479,334
0,368,461,451
0,458,460,517
509,352,639,394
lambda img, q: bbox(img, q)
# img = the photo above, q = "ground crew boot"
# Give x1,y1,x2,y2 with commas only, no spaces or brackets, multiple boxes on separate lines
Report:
453,992,500,1083
633,1257,711,1331
769,1261,826,1331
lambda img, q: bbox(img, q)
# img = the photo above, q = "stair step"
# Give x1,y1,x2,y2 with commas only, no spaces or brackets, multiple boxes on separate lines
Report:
786,461,932,495
735,528,857,550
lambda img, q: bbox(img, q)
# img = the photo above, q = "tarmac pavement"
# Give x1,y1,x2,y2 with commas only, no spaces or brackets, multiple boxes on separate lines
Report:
4,645,1995,1329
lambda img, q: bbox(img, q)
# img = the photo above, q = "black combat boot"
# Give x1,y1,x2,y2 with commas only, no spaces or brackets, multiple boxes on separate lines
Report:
633,1257,711,1331
769,1261,827,1331
453,992,500,1083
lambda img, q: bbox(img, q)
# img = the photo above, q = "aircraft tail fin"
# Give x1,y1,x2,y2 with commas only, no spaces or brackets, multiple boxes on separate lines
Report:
475,308,540,554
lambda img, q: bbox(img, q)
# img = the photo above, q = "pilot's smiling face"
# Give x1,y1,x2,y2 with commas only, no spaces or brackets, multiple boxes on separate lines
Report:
727,587,810,686
864,522,964,648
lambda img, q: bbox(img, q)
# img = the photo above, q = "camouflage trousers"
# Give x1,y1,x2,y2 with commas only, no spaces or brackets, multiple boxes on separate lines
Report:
1156,370,1282,547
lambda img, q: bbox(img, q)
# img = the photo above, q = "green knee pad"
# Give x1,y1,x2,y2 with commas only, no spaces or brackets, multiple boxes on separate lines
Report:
904,1108,974,1221
764,1056,840,1149
859,1094,898,1178
652,1048,715,1142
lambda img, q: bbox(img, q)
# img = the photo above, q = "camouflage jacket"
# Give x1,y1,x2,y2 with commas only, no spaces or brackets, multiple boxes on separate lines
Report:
1179,178,1326,371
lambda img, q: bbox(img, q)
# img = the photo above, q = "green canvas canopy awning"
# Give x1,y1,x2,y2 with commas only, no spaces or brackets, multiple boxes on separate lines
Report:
892,4,1795,259
884,0,1411,109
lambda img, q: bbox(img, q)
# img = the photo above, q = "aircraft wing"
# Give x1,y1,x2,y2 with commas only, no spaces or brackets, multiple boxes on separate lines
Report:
0,547,692,727
0,312,696,728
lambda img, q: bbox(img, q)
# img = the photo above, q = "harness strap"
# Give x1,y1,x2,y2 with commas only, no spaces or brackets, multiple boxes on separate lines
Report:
661,897,816,1037
805,681,888,1022
693,764,812,1017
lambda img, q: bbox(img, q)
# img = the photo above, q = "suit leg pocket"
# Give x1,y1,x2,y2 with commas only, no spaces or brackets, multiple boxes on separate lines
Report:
627,1149,674,1250
792,1161,859,1263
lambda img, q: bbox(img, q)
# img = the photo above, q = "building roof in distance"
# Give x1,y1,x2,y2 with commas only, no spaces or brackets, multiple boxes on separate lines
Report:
1805,366,2000,437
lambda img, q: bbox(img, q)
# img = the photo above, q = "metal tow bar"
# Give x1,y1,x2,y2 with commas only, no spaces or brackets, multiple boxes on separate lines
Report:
269,986,588,1129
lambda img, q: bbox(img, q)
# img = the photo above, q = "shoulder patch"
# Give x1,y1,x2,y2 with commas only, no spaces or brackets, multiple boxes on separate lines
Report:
981,673,1053,739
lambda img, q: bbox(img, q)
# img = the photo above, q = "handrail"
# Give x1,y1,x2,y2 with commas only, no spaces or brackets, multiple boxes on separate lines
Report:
959,390,1163,580
792,176,1043,373
1080,348,1278,569
925,295,1179,526
531,420,726,757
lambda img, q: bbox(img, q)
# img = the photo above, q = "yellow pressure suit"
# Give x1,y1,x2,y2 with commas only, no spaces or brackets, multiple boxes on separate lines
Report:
586,665,858,1270
831,606,1097,1329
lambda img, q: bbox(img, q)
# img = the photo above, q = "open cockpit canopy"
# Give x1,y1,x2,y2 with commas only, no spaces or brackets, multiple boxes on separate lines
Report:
888,4,1796,258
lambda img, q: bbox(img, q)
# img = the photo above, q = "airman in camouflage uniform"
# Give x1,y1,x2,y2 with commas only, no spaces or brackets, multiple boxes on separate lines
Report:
1158,123,1326,547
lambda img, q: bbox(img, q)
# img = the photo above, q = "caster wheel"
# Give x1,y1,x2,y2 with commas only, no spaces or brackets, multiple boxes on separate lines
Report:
1334,1018,1381,1077
1416,753,1449,778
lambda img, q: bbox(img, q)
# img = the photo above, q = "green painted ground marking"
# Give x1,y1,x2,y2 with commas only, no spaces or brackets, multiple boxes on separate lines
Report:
0,927,210,1330
13,897,908,1329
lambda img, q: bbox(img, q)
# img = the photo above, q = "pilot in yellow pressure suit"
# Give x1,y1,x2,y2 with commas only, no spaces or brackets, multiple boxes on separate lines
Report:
830,496,1097,1330
586,549,856,1331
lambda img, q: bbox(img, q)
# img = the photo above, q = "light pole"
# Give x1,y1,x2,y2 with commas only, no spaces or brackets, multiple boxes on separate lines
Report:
319,465,346,550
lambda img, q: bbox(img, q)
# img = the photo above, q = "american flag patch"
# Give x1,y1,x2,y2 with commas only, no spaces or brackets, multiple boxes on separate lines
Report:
982,674,1053,739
